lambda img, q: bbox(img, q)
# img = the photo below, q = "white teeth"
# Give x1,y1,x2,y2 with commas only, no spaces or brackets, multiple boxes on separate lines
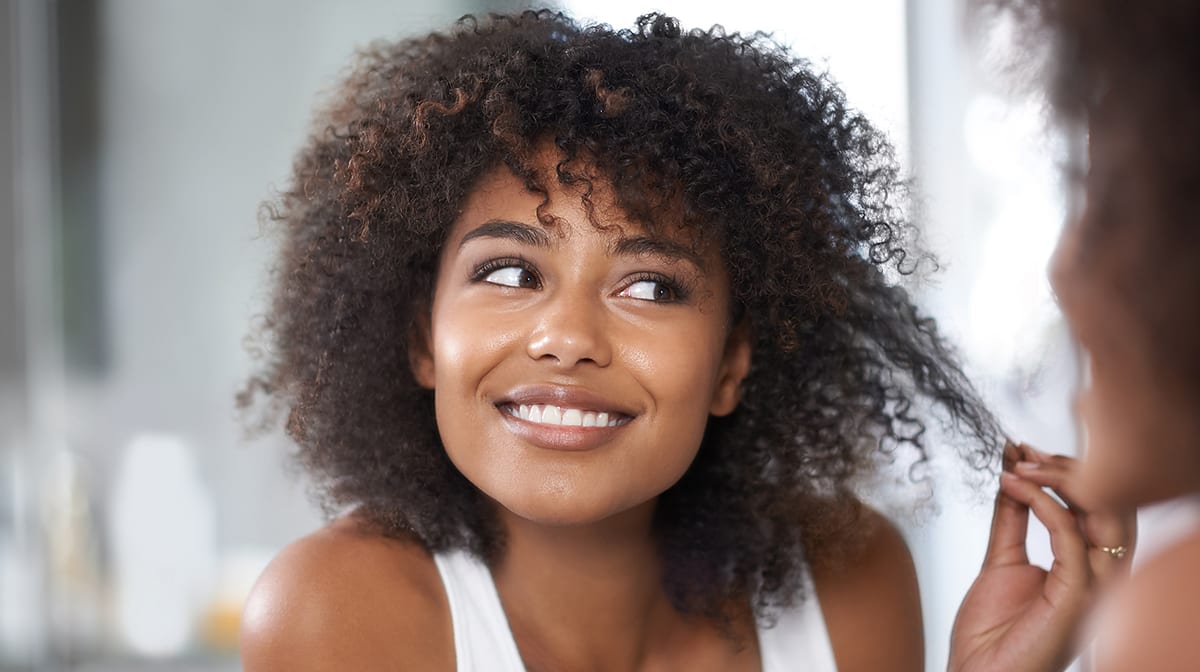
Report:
508,403,625,428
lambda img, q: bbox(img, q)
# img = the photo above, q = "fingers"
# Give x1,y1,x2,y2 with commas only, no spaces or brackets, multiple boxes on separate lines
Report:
1010,445,1137,584
1012,448,1087,511
1001,438,1023,472
982,441,1047,569
984,473,1031,568
998,471,1091,606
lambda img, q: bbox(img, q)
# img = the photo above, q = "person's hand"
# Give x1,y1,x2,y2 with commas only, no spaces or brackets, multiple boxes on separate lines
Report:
948,442,1137,672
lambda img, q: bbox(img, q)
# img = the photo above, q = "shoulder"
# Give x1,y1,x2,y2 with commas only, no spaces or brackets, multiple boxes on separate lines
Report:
809,505,923,672
1096,530,1200,672
239,513,454,671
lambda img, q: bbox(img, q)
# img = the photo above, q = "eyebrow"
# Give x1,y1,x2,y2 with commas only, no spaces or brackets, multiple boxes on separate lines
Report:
457,218,707,271
458,219,551,250
610,235,708,271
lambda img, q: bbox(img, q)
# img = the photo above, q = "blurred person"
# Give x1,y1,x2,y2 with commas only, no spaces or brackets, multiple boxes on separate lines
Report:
236,10,1129,670
981,1,1200,670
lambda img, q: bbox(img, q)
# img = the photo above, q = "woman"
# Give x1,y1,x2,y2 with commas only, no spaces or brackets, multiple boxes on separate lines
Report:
238,11,1124,670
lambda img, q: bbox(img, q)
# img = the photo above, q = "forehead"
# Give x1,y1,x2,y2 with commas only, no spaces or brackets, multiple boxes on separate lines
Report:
446,162,714,267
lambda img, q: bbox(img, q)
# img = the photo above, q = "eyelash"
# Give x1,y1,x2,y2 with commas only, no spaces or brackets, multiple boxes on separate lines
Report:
468,258,692,303
622,271,691,303
470,256,541,287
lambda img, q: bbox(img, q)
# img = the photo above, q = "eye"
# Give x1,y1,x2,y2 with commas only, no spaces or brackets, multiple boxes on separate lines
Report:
473,259,541,289
619,276,683,303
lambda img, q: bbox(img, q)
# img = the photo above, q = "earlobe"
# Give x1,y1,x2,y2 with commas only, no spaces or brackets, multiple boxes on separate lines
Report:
409,311,436,390
710,319,752,417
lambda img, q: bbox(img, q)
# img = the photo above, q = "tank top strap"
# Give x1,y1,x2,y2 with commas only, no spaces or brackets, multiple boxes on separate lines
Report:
756,574,839,672
433,549,527,672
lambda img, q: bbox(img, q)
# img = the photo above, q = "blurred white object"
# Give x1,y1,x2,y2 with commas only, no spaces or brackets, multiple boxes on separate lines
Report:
1134,495,1200,568
108,434,217,657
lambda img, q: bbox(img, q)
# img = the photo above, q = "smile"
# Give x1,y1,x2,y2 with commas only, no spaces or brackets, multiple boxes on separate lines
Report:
500,403,632,428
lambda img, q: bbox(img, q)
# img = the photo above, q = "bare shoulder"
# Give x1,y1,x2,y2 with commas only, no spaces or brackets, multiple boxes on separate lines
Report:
809,505,923,672
1097,530,1200,672
239,513,454,671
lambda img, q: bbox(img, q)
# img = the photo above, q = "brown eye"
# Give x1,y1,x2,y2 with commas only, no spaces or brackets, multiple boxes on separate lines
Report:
621,279,678,302
483,265,540,289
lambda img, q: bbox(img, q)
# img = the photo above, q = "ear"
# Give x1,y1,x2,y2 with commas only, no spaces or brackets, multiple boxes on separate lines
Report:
408,309,436,390
709,318,752,417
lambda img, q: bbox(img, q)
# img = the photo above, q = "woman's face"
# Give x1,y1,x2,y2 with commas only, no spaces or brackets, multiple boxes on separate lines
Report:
412,161,751,526
1049,126,1200,509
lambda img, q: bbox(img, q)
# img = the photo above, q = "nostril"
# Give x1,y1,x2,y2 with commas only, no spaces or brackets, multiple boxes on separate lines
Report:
526,330,610,369
524,297,614,368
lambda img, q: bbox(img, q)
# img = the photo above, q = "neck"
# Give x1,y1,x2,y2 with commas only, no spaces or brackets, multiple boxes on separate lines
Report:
490,500,687,670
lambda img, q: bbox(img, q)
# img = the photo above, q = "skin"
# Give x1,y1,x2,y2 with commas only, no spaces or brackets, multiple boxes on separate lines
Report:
240,158,925,671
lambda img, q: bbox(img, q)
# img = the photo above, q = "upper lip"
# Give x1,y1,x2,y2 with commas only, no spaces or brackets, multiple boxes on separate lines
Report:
496,384,639,418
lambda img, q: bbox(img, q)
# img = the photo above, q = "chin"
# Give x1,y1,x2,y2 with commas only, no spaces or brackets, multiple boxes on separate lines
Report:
1080,406,1200,509
1081,438,1186,510
472,472,629,524
1079,463,1144,510
497,491,637,527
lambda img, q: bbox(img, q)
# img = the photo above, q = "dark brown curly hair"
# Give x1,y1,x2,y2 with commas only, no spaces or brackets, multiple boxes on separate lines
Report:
994,0,1200,405
243,10,1002,622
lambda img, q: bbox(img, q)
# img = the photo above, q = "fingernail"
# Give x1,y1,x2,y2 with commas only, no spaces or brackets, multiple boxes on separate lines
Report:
1016,461,1039,471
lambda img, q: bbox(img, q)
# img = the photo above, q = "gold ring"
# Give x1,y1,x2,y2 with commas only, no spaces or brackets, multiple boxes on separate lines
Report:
1095,545,1128,559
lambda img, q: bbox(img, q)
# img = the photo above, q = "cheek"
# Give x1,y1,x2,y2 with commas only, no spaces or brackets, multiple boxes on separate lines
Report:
623,319,726,410
427,298,520,459
620,323,727,488
431,298,520,382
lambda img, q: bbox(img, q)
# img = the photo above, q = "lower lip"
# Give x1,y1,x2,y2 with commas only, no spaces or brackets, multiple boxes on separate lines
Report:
497,407,630,451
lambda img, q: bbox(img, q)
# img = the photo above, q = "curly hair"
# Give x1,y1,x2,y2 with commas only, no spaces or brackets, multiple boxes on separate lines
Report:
243,10,1003,622
994,0,1200,400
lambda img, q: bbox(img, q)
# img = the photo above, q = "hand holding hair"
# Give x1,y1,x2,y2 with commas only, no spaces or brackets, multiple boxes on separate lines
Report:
947,442,1136,672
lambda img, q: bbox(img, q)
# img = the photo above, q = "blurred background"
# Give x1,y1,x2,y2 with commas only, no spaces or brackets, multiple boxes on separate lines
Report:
0,0,1104,670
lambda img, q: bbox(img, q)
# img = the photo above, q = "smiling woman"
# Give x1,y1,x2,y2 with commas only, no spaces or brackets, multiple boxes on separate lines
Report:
413,157,746,527
236,9,1120,671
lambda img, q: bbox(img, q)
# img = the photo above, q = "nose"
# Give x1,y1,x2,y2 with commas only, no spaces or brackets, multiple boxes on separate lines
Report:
525,290,613,369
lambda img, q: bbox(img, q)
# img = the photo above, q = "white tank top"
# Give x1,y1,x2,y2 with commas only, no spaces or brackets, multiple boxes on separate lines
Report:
433,549,838,671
